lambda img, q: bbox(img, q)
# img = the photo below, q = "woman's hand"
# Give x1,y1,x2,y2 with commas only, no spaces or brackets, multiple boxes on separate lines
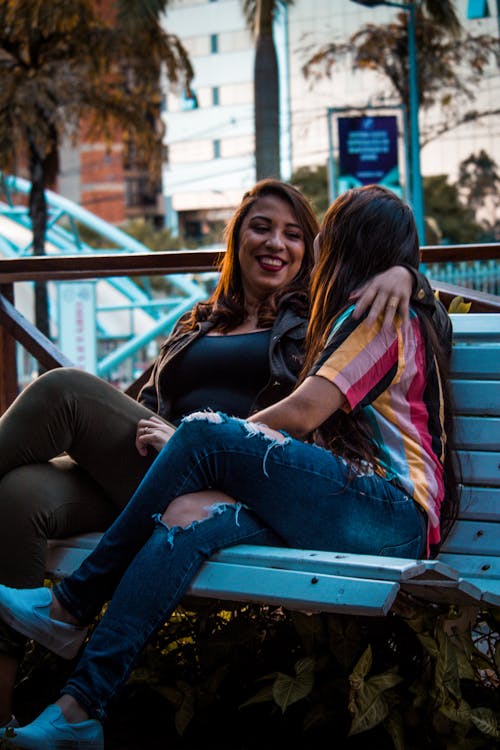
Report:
135,416,175,456
350,265,413,328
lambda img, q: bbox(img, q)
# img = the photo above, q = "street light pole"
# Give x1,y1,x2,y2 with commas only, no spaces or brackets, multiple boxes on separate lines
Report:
405,1,425,244
351,0,426,243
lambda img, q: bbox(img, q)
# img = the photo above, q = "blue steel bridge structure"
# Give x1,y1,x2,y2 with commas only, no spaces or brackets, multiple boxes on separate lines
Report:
0,174,217,386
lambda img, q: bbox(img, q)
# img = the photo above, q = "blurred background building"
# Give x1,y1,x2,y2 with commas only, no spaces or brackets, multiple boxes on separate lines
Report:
48,0,500,240
158,0,500,241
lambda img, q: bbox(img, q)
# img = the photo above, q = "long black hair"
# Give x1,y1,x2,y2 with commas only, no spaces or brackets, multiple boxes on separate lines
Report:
301,185,459,548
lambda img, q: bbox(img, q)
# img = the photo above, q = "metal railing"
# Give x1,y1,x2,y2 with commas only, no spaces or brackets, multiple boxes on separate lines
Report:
0,244,499,414
0,174,219,378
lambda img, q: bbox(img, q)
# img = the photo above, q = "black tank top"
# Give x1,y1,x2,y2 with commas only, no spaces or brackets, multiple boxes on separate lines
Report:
167,330,272,424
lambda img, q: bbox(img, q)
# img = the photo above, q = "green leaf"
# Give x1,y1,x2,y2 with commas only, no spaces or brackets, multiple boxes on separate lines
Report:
174,685,195,736
349,682,390,736
455,648,476,681
327,615,364,670
383,709,406,750
272,657,315,713
239,684,275,708
470,707,500,738
439,697,472,726
416,632,439,658
349,645,373,689
152,683,184,706
435,629,461,701
292,610,325,652
367,667,403,693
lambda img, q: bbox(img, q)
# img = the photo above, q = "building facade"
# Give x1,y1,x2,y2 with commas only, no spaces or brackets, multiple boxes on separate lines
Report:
161,0,500,239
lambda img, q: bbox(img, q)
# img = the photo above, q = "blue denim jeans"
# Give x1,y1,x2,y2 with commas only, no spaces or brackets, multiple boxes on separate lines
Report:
56,413,425,721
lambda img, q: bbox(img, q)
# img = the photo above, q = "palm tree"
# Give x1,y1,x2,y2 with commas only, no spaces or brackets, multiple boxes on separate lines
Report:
243,0,293,181
0,0,192,339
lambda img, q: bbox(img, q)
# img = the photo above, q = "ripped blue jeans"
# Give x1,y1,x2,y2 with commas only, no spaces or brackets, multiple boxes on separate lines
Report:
55,412,425,722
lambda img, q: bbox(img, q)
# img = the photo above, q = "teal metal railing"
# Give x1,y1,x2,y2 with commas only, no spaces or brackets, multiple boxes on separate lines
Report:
0,173,217,381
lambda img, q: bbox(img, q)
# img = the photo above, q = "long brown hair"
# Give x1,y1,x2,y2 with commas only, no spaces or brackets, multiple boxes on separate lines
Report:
300,185,459,546
303,185,420,374
179,179,319,332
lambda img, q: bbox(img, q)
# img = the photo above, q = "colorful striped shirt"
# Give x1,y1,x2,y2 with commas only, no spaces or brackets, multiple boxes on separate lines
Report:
311,305,446,552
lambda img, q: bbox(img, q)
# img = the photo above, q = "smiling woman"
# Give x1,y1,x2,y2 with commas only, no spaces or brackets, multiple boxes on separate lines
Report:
237,193,306,315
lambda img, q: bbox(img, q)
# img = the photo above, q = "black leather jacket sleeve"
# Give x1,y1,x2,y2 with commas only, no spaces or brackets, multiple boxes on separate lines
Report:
401,265,436,310
401,265,452,357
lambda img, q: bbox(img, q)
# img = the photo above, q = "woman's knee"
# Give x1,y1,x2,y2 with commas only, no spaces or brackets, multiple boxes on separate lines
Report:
162,491,237,528
34,367,95,399
162,494,213,528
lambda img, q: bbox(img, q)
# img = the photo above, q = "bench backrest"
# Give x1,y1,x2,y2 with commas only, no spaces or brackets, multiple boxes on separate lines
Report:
436,313,500,601
46,313,500,615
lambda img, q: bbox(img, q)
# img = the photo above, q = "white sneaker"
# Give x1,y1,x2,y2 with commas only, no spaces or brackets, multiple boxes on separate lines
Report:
0,585,87,659
0,704,104,749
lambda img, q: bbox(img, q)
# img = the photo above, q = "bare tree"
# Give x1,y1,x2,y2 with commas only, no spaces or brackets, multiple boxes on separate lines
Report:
302,1,499,150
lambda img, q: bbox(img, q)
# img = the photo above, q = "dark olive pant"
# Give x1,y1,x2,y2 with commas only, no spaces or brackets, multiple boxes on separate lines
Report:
0,368,159,659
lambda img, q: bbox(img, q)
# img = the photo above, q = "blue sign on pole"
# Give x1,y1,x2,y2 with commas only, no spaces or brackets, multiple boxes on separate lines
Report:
337,115,401,196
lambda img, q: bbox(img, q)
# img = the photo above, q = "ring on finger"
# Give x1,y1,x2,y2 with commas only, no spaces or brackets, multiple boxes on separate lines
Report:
388,296,399,309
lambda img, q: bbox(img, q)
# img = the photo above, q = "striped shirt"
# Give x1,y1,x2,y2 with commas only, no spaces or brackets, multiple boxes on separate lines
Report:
311,305,446,551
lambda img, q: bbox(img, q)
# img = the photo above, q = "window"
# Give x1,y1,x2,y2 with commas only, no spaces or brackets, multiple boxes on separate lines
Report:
220,135,253,159
219,82,253,106
183,36,211,56
213,140,221,159
212,87,219,106
210,34,218,53
170,140,214,164
218,29,252,53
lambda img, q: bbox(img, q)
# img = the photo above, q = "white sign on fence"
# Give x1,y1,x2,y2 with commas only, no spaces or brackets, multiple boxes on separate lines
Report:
57,281,97,373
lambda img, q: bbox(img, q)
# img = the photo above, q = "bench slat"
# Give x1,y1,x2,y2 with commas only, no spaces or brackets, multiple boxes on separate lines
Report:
46,539,457,587
438,553,500,580
440,520,500,556
451,346,500,379
400,577,484,607
466,580,500,607
455,417,500,450
458,451,500,485
450,313,500,340
458,486,500,521
451,381,500,415
188,561,400,616
210,545,461,582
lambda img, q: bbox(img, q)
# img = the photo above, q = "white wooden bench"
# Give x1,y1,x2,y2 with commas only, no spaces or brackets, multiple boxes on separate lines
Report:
46,313,500,617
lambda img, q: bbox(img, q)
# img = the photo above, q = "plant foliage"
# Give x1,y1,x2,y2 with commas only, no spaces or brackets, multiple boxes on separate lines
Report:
7,594,499,749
